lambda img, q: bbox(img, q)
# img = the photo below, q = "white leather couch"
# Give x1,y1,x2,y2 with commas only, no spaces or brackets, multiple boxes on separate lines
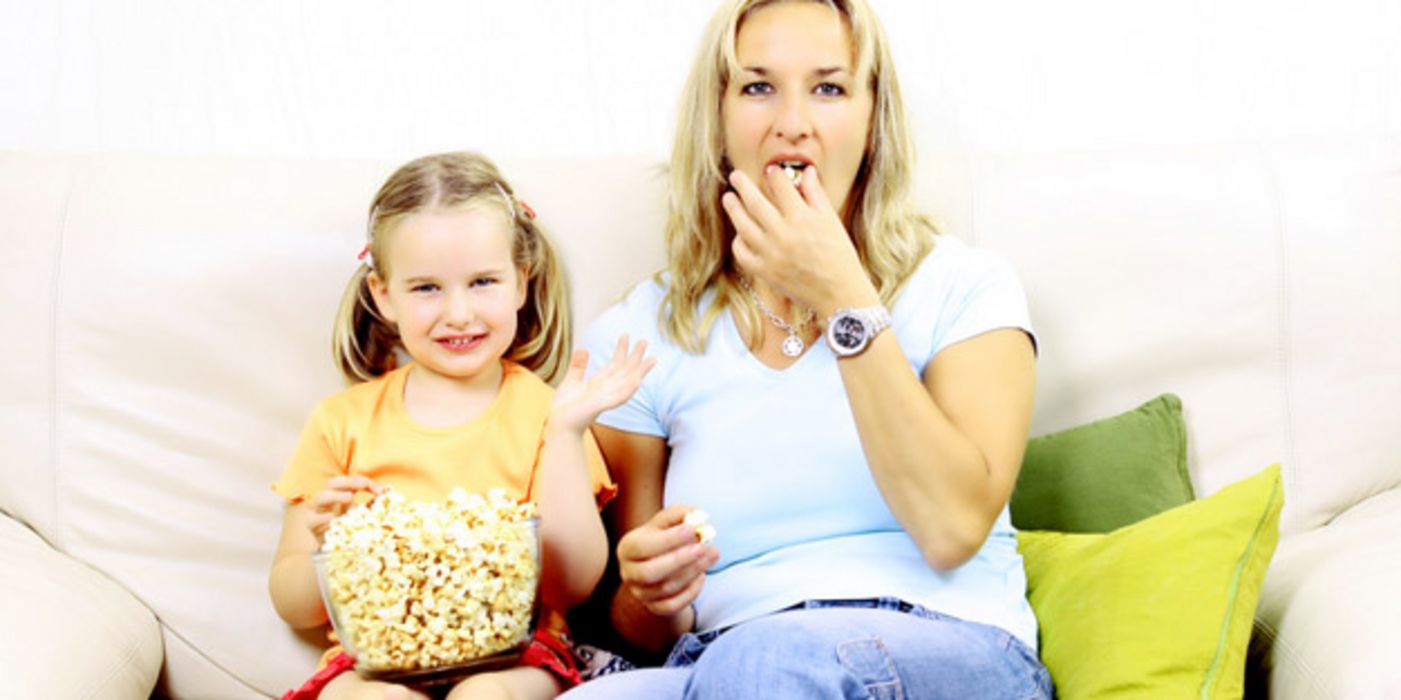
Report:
1,142,1397,698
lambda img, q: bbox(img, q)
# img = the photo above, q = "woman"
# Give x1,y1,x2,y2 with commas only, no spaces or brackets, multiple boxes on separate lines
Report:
565,0,1052,697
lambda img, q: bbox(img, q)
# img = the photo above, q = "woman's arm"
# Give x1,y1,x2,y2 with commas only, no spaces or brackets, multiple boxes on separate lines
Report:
595,425,717,656
725,166,1036,571
838,327,1035,570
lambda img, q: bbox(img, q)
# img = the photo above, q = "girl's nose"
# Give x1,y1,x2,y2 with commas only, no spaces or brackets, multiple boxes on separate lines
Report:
445,289,475,326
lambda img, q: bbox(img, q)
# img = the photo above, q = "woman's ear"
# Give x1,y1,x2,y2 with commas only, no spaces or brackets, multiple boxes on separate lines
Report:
366,270,398,324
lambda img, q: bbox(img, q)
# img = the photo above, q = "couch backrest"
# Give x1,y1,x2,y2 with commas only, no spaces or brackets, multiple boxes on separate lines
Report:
1,145,1397,695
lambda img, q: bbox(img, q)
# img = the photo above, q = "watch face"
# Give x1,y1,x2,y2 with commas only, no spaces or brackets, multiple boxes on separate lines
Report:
830,314,868,351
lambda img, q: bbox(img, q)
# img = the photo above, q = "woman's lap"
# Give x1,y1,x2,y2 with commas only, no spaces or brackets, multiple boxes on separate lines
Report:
561,603,1052,700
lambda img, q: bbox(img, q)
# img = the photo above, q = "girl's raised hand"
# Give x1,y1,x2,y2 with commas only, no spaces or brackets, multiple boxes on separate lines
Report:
721,166,879,316
617,504,719,619
549,335,656,434
306,475,384,547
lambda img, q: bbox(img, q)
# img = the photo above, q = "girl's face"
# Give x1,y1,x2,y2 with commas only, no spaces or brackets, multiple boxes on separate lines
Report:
722,1,873,217
368,205,526,387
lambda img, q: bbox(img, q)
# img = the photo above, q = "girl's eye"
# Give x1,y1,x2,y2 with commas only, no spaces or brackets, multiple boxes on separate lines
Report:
739,81,773,97
410,283,438,293
815,82,846,97
471,277,498,288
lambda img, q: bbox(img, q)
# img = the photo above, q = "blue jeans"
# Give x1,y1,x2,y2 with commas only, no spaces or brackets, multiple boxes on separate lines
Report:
560,598,1054,699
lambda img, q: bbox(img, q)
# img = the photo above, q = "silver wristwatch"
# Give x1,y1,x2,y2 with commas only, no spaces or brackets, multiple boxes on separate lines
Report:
825,305,892,357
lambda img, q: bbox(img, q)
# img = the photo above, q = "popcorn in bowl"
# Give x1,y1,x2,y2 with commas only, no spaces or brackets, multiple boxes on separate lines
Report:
314,487,541,682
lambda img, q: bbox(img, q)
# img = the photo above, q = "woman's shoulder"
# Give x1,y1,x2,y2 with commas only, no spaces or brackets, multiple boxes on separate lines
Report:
906,234,1024,296
581,273,670,346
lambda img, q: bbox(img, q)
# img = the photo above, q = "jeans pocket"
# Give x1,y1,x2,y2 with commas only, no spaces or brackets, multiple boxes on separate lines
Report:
837,638,905,700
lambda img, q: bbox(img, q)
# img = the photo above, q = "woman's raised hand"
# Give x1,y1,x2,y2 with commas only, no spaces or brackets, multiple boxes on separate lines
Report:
617,504,720,619
306,475,384,547
550,335,656,435
721,166,878,316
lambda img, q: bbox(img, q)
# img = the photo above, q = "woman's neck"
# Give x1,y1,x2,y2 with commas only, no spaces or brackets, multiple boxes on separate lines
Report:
401,360,505,428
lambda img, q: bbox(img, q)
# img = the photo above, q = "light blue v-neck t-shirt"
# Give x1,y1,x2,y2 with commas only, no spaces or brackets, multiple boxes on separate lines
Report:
581,235,1039,650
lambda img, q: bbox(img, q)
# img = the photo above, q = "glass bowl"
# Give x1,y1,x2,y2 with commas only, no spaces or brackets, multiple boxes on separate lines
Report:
313,516,541,684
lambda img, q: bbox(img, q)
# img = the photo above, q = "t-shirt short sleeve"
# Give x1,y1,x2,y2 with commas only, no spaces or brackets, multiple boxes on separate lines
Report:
583,428,618,509
935,252,1036,358
271,400,347,504
580,282,669,438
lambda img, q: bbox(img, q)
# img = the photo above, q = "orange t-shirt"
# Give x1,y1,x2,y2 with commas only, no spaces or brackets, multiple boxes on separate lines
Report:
273,361,614,506
273,360,615,666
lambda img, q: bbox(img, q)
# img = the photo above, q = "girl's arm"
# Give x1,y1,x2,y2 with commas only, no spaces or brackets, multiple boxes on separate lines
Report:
595,426,717,656
726,166,1036,571
536,340,656,613
268,475,383,629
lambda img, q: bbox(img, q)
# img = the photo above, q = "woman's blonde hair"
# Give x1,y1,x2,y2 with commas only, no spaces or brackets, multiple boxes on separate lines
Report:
662,0,937,352
332,152,571,385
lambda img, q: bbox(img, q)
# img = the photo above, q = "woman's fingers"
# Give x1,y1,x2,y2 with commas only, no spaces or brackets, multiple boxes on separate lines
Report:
642,571,709,617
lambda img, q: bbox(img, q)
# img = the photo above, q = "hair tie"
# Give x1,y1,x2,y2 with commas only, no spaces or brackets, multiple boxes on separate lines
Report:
494,182,537,221
358,205,379,267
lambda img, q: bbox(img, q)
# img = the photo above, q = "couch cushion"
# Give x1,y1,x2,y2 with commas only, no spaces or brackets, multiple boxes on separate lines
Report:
1019,464,1282,699
1012,393,1194,533
1249,487,1401,699
0,514,163,699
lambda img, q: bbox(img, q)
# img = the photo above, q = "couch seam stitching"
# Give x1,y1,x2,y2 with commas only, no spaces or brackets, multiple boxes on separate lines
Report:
1256,144,1299,522
155,618,269,697
78,622,156,700
49,156,76,552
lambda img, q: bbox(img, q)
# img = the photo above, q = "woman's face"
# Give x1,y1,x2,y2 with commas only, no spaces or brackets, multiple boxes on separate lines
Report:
722,1,873,217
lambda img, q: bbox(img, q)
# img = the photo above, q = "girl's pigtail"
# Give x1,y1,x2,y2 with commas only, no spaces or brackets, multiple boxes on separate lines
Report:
331,264,399,384
508,215,572,386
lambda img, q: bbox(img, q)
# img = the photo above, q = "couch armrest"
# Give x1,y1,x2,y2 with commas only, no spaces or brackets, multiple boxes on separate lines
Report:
0,513,163,699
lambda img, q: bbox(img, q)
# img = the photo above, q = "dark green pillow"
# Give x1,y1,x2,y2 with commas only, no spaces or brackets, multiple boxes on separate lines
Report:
1011,393,1195,533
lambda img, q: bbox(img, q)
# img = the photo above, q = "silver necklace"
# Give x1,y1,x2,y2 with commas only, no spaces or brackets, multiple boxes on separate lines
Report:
739,276,810,358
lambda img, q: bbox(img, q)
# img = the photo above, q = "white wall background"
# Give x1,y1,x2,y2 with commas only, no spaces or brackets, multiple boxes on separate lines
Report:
2,0,1398,161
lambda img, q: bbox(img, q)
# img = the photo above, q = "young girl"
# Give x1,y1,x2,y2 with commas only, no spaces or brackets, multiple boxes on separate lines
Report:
269,152,653,700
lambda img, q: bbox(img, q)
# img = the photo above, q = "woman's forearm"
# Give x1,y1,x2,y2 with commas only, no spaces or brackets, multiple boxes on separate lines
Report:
836,328,1036,570
610,583,694,656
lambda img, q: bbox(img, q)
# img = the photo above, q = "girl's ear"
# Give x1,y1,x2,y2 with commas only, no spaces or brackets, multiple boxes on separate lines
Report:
366,270,398,324
514,266,529,310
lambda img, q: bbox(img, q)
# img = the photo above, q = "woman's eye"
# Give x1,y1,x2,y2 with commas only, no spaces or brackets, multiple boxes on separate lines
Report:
739,81,773,97
815,82,846,97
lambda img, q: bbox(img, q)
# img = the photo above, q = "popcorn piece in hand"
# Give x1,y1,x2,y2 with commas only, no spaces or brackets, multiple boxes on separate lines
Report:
684,509,716,544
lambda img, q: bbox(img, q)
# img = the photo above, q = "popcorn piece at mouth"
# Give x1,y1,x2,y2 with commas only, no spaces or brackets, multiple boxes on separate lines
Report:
780,163,805,187
684,509,716,544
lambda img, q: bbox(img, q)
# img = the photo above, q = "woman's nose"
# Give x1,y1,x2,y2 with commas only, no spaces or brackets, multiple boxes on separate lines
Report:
774,94,812,141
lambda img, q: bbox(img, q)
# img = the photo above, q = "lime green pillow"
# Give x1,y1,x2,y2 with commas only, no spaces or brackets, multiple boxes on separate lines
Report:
1018,464,1283,700
1013,394,1195,533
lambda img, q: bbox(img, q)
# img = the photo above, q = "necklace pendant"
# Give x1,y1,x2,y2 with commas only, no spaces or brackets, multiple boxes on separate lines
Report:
781,334,805,357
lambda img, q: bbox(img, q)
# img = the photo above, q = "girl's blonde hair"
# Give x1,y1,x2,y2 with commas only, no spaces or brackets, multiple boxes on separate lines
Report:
332,152,571,385
662,0,937,352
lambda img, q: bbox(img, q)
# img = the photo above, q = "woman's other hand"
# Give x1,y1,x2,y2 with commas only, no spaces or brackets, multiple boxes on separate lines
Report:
616,504,720,619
